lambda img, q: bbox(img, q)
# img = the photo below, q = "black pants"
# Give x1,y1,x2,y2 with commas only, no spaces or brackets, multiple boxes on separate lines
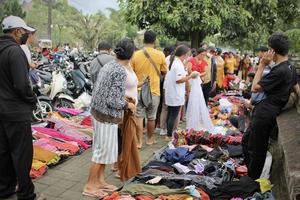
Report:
242,116,276,179
202,82,212,105
166,106,181,137
0,121,36,200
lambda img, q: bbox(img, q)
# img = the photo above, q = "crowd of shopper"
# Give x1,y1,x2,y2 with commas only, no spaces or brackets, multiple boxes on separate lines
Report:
0,15,298,199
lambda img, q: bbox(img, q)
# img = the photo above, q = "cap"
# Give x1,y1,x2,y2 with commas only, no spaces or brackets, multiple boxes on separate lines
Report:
256,46,269,52
1,15,35,32
247,72,255,78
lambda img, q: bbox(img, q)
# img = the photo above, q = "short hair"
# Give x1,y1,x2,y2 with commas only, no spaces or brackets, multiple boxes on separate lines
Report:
196,47,206,55
268,32,289,56
144,30,156,44
174,45,190,57
163,45,177,57
114,38,135,60
98,41,112,51
3,28,16,34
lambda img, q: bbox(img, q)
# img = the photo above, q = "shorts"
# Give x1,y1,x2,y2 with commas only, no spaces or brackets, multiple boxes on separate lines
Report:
91,117,118,164
136,95,160,120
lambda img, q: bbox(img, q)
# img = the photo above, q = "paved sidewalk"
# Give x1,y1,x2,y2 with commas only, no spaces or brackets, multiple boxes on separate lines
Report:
5,134,169,200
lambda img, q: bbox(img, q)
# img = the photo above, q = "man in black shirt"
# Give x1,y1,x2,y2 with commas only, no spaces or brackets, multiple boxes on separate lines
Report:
0,16,38,199
243,33,297,179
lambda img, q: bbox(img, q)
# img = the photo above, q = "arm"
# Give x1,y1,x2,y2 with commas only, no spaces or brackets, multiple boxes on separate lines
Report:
160,53,168,76
106,71,128,110
251,50,275,93
176,74,193,84
9,46,37,105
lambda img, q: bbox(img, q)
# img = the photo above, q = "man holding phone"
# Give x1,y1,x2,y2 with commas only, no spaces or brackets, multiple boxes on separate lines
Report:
244,33,298,179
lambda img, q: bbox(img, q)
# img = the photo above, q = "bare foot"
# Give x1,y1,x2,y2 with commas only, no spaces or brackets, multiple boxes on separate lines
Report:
137,143,142,149
146,137,157,145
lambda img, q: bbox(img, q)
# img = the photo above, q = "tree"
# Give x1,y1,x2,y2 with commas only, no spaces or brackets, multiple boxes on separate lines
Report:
0,0,26,33
119,0,300,48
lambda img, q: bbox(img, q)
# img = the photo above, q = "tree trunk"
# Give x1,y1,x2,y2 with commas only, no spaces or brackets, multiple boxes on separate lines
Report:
190,31,206,48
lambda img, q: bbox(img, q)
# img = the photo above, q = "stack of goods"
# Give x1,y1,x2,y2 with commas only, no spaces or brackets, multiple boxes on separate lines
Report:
104,95,275,199
104,137,274,199
30,108,93,178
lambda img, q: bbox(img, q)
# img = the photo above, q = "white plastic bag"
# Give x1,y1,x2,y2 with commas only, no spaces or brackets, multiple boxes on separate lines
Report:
74,92,92,109
186,77,214,132
219,98,233,113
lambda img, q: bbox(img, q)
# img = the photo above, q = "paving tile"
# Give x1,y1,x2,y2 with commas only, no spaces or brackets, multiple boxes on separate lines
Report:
59,190,84,200
42,185,67,197
35,176,61,185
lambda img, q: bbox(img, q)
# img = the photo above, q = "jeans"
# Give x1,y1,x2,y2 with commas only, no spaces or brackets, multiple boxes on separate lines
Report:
0,121,36,200
166,106,181,137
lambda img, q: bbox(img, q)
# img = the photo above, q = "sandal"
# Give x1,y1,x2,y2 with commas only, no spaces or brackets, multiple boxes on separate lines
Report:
99,185,118,192
82,190,108,198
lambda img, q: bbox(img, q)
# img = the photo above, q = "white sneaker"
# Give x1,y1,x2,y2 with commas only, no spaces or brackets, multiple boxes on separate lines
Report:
155,128,161,133
160,129,167,135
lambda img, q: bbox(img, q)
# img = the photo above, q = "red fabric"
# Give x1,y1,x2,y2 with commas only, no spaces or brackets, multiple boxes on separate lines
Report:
189,57,207,73
236,165,248,177
135,195,155,200
197,188,211,200
103,192,120,200
30,166,47,179
223,74,236,89
81,116,92,126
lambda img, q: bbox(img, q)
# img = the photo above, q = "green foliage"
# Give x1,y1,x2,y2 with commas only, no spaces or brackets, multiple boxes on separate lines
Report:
286,29,300,55
120,0,300,48
24,0,138,50
0,0,26,33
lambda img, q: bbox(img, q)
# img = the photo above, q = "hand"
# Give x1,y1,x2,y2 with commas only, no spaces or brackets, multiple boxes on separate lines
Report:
127,102,136,113
190,71,199,79
260,50,275,66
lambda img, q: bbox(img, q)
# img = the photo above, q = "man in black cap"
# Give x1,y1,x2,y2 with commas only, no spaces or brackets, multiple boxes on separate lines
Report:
0,16,38,200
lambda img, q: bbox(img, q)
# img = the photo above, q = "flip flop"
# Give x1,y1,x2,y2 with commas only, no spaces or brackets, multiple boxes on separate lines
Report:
99,185,118,192
82,190,108,198
146,140,157,145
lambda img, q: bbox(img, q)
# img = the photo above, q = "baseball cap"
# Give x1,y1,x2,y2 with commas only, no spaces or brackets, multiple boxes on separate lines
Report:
1,15,35,32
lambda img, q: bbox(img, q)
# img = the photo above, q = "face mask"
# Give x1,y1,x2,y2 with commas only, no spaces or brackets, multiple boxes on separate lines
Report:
20,32,29,45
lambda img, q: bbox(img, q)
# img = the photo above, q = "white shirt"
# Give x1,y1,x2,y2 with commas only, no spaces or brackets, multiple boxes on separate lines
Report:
21,45,31,64
164,58,187,106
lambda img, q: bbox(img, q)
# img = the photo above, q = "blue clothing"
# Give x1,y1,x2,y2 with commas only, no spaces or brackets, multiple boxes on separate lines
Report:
251,67,271,105
164,147,195,164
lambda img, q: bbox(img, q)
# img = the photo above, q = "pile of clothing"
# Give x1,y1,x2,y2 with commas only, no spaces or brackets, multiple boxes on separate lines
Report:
104,94,275,200
30,108,92,178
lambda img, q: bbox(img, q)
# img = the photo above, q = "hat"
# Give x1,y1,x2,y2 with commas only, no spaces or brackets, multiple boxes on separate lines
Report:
1,16,35,32
256,46,269,52
247,72,255,78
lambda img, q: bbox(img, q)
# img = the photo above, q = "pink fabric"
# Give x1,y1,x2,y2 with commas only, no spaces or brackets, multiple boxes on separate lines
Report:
47,118,92,142
200,145,214,152
34,139,58,152
34,138,79,154
32,127,90,149
56,108,83,116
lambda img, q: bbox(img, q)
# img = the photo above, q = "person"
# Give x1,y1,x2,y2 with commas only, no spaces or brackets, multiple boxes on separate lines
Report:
83,38,136,198
225,52,237,75
90,41,114,84
234,52,241,75
0,16,38,200
241,54,251,80
187,47,207,77
255,46,269,71
164,45,199,140
158,45,177,136
243,33,298,179
215,48,225,89
200,44,217,104
131,30,168,147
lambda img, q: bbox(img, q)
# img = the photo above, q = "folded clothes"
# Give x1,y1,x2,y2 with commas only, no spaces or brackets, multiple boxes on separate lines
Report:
33,146,60,165
120,184,188,197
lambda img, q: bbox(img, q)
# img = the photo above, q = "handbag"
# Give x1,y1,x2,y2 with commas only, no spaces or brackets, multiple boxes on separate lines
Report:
139,48,161,108
140,78,152,108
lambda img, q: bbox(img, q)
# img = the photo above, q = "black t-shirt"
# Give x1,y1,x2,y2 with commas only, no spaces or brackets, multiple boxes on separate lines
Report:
253,60,297,118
